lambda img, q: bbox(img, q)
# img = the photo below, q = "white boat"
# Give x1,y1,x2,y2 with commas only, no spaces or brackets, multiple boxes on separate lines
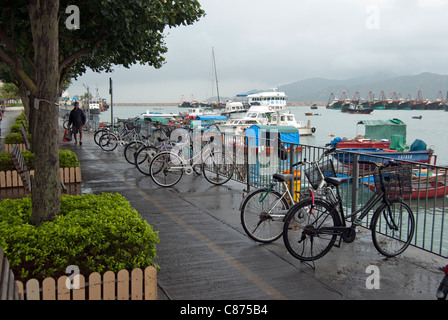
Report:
186,107,220,118
267,111,316,136
217,89,315,136
139,110,177,120
220,101,249,117
247,89,287,111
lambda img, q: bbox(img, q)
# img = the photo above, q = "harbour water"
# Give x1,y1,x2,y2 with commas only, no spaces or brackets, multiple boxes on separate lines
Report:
98,105,448,166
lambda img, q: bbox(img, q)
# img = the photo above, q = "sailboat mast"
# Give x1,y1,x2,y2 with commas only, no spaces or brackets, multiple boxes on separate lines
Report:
212,47,220,106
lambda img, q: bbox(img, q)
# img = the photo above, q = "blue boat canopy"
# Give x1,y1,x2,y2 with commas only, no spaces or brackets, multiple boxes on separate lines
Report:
245,125,300,146
195,115,227,121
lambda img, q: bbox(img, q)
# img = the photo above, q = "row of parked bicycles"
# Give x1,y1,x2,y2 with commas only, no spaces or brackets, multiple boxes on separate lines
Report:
91,118,448,295
93,118,236,188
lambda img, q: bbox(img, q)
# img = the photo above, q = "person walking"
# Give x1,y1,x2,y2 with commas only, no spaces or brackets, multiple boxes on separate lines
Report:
68,102,86,145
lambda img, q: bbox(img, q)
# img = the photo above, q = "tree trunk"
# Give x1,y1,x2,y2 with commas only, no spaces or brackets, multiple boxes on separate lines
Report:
28,0,61,226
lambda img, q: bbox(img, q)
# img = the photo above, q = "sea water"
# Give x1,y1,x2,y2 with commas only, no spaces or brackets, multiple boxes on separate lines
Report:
98,105,448,166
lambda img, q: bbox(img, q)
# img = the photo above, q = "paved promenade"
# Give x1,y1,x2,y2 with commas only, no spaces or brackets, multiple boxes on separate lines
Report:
3,109,446,301
56,124,447,301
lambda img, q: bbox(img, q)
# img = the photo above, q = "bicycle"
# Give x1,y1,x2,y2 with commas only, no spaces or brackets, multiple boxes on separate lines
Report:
282,147,415,266
239,163,302,243
98,118,141,151
148,136,235,187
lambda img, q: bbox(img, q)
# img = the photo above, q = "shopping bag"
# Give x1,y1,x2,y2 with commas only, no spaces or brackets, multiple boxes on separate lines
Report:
63,129,72,142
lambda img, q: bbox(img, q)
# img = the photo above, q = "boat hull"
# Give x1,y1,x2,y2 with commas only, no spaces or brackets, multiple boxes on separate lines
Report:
335,148,433,164
364,181,448,200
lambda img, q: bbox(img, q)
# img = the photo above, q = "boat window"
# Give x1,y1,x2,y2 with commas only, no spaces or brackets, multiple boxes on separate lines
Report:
287,116,294,121
272,116,277,121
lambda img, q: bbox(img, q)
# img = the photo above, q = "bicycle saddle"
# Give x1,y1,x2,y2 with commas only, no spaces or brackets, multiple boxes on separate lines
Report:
324,176,349,186
273,173,294,182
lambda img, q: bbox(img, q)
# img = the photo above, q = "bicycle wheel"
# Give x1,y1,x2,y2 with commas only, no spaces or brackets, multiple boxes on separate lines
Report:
94,129,109,145
241,188,289,243
124,141,145,165
371,199,415,257
283,198,340,262
99,132,119,152
150,152,184,187
202,152,234,185
135,146,159,176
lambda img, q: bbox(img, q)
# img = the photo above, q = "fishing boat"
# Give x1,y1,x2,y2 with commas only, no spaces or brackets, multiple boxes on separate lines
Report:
363,178,448,200
331,118,436,165
89,102,101,114
341,103,374,114
334,147,435,165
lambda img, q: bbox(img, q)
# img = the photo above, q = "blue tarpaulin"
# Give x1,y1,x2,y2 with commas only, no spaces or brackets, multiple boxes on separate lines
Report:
245,125,300,146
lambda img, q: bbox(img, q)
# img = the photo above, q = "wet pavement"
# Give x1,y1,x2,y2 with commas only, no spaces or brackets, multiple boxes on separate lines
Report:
3,109,447,300
60,121,448,301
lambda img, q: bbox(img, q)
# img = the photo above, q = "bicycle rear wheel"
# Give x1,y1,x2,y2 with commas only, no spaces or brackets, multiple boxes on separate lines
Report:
135,146,159,176
371,199,415,257
94,129,109,145
241,189,289,243
99,132,119,152
124,141,145,165
202,152,234,185
283,198,340,262
150,152,184,187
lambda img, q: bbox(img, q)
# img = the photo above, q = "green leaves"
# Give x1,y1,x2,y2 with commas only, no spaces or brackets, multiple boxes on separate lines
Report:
0,193,159,282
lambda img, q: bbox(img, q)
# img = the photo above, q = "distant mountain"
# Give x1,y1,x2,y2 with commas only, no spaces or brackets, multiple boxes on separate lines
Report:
276,72,448,103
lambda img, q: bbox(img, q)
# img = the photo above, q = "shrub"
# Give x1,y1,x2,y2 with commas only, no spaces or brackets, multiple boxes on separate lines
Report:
0,150,78,171
58,149,80,168
0,193,159,282
9,122,22,133
4,133,23,144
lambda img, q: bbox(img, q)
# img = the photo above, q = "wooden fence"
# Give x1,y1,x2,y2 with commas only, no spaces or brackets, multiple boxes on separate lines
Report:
0,167,82,189
1,248,158,300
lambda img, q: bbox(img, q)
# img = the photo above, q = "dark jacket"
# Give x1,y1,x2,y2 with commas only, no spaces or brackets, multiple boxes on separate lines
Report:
69,108,86,127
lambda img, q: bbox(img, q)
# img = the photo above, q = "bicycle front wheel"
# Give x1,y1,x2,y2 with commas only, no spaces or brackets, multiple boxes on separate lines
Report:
371,199,415,257
241,189,289,243
283,198,340,262
202,152,234,185
150,152,184,187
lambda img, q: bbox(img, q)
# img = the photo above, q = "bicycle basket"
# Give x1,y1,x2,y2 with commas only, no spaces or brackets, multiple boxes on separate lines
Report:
373,164,412,197
304,159,336,190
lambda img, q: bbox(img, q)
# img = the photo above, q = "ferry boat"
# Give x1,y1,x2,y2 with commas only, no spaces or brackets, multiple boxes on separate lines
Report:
247,89,287,110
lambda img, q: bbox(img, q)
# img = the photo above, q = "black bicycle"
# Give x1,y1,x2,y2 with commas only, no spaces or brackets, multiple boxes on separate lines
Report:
283,148,415,265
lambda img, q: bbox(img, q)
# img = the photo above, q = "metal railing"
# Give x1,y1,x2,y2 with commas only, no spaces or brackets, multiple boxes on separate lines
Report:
223,134,448,258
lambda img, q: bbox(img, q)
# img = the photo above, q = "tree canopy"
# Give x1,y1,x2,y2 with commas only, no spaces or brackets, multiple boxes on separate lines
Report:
0,0,205,225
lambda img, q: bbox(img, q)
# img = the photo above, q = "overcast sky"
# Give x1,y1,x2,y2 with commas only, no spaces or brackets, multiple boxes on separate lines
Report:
68,0,448,103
